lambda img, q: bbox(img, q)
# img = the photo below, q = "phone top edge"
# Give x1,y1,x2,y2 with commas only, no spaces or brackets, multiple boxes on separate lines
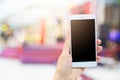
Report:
70,14,96,20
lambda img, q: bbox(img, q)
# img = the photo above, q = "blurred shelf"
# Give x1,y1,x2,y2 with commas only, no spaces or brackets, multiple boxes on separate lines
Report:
20,44,63,63
0,44,63,64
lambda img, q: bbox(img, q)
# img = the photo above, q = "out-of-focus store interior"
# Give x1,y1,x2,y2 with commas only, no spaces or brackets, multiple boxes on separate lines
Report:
0,0,120,80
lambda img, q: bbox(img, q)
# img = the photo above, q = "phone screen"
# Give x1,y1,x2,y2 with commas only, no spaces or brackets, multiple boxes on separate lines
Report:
71,19,96,62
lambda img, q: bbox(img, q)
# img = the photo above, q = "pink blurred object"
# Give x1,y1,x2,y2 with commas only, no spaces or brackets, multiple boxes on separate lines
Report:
0,43,63,64
1,47,22,58
20,44,63,63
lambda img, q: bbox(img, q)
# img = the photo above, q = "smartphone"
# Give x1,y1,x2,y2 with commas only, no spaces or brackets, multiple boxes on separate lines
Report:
70,14,97,67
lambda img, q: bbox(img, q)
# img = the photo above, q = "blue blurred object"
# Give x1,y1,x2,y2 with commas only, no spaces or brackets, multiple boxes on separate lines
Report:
109,30,120,44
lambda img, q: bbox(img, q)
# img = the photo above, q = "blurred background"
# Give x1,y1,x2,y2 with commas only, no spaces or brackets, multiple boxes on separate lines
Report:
0,0,120,80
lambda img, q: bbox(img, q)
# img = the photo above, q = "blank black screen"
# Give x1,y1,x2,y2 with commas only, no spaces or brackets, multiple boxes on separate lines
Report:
71,19,96,62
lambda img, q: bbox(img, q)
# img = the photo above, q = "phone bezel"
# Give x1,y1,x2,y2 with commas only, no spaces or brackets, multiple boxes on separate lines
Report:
70,14,97,67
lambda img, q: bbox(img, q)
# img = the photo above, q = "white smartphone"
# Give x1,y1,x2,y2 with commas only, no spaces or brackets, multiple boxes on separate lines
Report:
70,14,97,67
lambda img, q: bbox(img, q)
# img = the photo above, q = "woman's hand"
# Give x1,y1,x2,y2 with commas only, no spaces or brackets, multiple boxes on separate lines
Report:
53,37,102,80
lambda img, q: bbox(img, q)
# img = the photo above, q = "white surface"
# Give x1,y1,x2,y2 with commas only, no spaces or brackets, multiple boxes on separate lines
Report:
1,57,120,80
84,66,120,80
0,58,56,80
0,0,90,21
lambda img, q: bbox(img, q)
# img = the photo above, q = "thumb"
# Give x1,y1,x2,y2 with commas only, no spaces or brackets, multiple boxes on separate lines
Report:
62,31,70,55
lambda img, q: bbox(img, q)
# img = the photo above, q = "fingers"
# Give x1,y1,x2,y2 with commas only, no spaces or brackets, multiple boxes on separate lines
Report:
97,39,103,53
97,46,103,53
96,56,101,62
96,39,102,62
96,39,101,45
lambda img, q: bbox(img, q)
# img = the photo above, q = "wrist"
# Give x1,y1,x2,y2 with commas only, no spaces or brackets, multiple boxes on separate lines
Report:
53,70,70,80
69,76,79,80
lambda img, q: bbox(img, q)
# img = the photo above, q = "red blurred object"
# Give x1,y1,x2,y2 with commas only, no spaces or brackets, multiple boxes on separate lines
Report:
40,18,46,45
71,2,91,14
98,42,120,59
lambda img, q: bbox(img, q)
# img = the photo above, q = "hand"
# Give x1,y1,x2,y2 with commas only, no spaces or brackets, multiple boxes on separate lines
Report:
53,38,102,80
70,39,102,80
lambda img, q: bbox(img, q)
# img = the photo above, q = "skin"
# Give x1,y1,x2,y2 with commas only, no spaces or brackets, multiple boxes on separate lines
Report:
53,31,103,80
